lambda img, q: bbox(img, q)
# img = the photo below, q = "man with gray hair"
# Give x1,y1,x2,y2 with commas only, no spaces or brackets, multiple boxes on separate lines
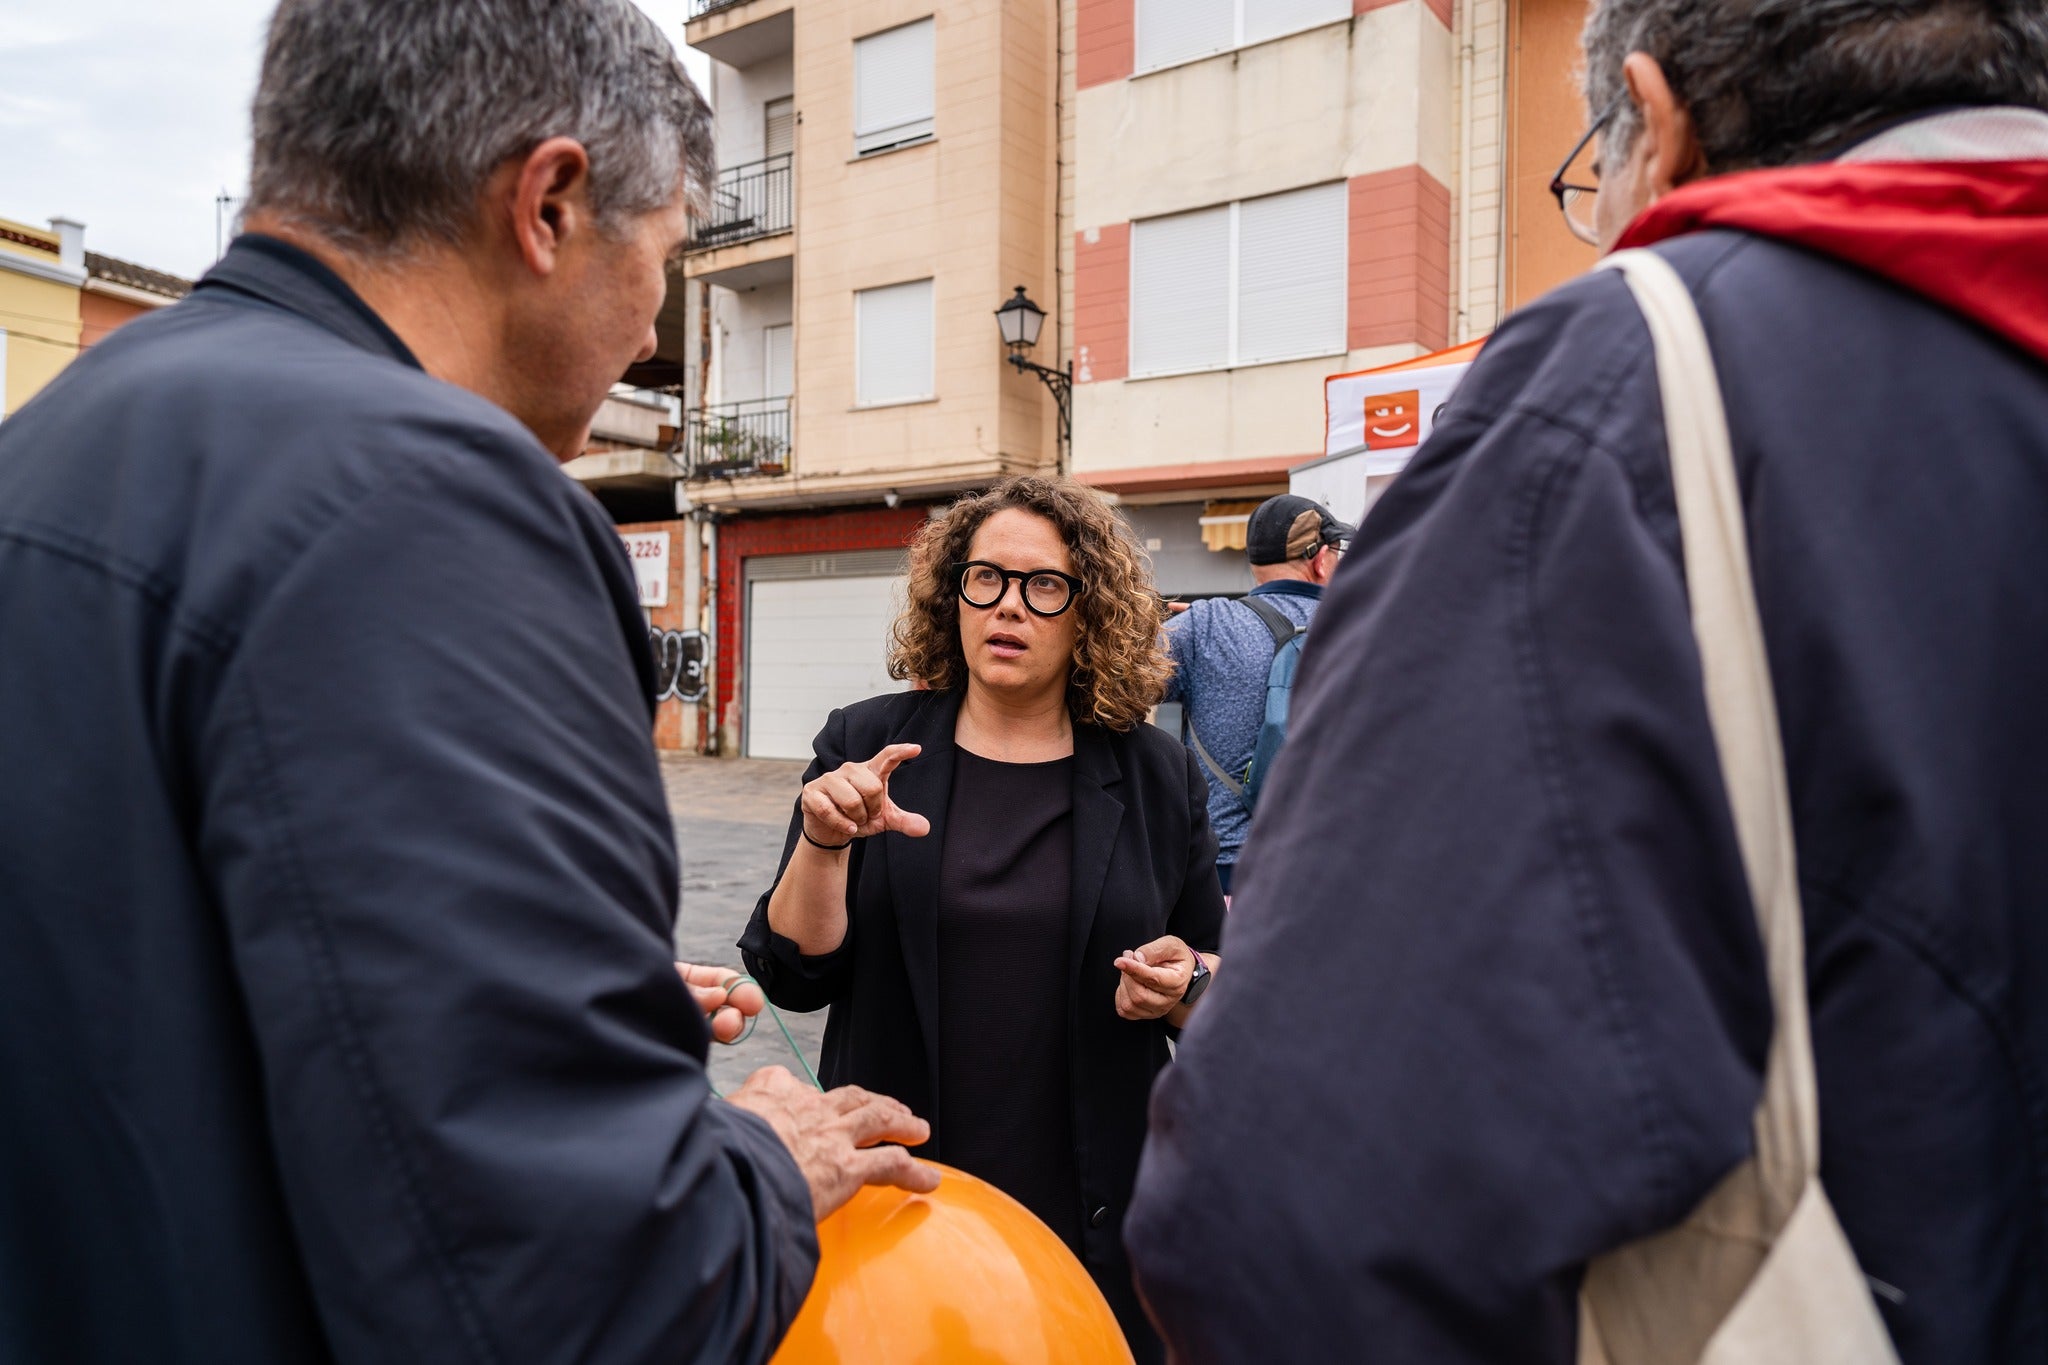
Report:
1130,1,2048,1360
0,3,933,1362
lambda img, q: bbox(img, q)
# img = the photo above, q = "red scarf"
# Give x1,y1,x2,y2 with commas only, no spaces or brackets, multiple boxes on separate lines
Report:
1617,160,2048,365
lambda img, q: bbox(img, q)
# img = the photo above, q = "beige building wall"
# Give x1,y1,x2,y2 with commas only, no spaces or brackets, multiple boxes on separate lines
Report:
691,0,1060,512
1074,7,1454,230
1056,0,1077,422
1453,0,1510,340
0,221,84,419
1069,4,1457,489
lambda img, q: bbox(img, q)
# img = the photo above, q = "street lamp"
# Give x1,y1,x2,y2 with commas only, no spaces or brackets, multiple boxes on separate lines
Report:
994,285,1071,462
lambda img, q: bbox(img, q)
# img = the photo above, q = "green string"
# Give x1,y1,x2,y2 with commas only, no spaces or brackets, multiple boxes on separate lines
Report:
707,973,823,1098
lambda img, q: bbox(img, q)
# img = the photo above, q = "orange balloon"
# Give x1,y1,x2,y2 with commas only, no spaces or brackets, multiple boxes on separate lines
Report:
770,1163,1135,1365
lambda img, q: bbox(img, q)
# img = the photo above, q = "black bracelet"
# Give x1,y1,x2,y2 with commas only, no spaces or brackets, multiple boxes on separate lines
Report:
801,828,855,852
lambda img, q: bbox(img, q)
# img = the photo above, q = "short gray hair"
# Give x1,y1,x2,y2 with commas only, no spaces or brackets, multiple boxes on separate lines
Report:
248,0,713,252
1583,0,2048,170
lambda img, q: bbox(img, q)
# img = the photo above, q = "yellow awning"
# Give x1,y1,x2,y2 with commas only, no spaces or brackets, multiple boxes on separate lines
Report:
1197,499,1264,553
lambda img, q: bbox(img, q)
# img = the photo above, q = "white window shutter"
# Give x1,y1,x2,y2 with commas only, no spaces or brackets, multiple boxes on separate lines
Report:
854,19,935,155
1235,182,1348,365
1130,206,1231,376
764,97,794,160
764,324,793,398
1241,0,1350,48
856,279,934,406
1135,0,1233,71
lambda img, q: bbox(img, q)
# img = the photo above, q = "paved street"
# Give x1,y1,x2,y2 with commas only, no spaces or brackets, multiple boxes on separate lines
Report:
660,753,828,1096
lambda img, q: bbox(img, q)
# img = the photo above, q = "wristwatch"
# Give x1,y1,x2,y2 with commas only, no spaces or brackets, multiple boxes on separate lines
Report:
1180,954,1212,1006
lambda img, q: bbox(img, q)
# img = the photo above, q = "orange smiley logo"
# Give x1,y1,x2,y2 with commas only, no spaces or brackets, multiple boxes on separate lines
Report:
1362,389,1421,450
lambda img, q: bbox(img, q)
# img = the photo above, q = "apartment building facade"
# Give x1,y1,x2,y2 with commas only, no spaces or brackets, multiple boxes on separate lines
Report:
638,0,1063,759
1064,0,1595,585
623,0,1598,755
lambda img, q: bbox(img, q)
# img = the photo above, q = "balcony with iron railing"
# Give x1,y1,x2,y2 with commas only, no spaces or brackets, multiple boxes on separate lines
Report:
678,397,791,480
688,153,793,254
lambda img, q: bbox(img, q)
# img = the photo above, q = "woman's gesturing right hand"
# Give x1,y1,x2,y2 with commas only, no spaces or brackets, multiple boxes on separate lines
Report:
800,743,932,846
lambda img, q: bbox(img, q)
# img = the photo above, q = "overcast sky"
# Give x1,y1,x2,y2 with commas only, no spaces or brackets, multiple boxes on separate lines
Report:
0,1,713,282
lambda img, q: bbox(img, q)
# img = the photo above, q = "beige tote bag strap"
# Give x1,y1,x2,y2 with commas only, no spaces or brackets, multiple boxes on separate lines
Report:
1578,251,1898,1365
1608,249,1817,1211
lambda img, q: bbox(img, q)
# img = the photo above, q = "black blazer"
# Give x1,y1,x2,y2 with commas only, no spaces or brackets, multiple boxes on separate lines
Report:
739,688,1226,1294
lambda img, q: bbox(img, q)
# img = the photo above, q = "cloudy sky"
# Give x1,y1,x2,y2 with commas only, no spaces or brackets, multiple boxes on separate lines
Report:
0,1,713,282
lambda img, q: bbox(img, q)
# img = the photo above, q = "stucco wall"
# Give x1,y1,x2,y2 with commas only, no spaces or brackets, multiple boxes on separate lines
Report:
1074,6,1454,231
1453,0,1509,340
1505,0,1598,307
713,50,795,170
1067,0,1456,485
783,0,1058,492
712,281,794,404
79,289,154,350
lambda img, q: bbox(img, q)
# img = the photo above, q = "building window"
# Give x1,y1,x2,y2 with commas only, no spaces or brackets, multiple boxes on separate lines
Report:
764,96,794,160
855,279,935,406
0,328,8,419
1129,181,1347,378
764,323,793,399
1135,0,1348,73
854,18,935,156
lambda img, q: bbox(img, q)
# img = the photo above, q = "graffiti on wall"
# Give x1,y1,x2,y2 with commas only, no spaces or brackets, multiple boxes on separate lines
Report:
650,628,707,704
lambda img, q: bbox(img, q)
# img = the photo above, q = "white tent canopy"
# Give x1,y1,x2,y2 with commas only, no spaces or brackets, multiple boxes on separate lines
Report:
1293,339,1484,528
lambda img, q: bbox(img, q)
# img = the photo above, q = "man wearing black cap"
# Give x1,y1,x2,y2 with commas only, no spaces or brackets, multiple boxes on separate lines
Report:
1162,494,1351,895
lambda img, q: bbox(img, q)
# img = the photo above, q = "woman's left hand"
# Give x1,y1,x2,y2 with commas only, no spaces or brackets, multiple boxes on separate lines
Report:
676,961,767,1043
1114,936,1197,1021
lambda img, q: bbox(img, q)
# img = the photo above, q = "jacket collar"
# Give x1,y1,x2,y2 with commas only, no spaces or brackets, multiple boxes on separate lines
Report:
1248,580,1323,602
194,235,422,371
1616,108,2048,366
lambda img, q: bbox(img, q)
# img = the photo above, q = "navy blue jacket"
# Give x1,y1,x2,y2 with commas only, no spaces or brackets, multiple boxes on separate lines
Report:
1128,232,2048,1362
0,237,814,1364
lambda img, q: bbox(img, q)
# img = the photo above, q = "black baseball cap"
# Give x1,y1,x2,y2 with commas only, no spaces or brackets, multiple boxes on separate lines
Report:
1245,495,1354,566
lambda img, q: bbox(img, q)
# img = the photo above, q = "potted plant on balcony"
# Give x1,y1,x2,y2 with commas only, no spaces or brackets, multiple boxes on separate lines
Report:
697,421,755,477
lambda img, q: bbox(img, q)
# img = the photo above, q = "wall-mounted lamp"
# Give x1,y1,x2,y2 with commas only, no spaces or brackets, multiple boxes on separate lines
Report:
993,285,1071,463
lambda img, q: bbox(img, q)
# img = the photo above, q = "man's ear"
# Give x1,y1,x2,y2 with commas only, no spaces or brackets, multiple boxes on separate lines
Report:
1620,52,1705,194
507,136,594,277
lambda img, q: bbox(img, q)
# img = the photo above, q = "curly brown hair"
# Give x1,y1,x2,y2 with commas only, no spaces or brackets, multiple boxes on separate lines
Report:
888,476,1173,731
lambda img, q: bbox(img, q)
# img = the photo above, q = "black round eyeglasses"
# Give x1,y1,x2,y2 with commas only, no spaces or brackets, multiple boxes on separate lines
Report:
951,561,1083,618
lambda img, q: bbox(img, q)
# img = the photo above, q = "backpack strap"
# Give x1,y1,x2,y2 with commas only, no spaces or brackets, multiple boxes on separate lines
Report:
1238,594,1300,649
1186,721,1246,803
1182,595,1302,808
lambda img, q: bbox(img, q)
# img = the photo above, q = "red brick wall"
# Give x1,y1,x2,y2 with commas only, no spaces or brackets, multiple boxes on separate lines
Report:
1348,166,1453,353
1077,0,1134,88
1357,0,1455,30
714,504,931,751
1073,223,1131,384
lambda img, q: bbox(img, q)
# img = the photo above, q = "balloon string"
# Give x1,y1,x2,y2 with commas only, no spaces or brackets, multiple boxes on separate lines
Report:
707,973,823,1098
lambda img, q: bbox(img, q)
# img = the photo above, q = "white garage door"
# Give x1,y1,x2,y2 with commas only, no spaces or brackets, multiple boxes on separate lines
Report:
745,561,909,760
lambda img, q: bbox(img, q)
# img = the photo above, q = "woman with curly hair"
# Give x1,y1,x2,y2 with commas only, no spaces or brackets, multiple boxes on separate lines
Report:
739,474,1225,1360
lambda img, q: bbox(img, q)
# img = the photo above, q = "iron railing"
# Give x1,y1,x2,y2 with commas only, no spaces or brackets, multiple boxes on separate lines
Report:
688,0,754,18
689,154,793,251
679,397,791,479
